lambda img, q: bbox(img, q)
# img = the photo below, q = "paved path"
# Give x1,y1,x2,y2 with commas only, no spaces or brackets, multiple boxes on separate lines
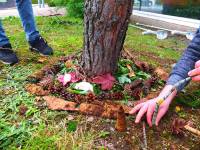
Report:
0,4,66,18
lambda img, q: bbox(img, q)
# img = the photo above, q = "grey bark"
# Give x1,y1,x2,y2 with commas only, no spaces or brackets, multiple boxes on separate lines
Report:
81,0,133,77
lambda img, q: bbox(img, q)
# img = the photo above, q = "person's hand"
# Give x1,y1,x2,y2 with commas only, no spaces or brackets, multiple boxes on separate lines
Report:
129,85,177,126
188,60,200,82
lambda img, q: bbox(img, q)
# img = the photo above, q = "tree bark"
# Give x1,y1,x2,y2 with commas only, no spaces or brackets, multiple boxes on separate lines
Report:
81,0,133,77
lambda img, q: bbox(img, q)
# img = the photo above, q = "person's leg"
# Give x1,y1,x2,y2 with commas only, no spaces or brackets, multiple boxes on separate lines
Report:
0,20,18,65
16,0,53,56
0,20,10,47
15,0,40,42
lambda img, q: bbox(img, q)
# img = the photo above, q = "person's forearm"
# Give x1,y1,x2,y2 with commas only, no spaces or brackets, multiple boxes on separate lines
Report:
167,29,200,91
158,85,177,102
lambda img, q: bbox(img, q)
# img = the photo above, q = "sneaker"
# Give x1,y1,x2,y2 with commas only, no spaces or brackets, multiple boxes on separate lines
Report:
2,43,12,49
0,44,19,65
29,36,53,56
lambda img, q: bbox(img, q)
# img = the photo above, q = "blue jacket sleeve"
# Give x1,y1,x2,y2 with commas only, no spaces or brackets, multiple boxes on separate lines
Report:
167,28,200,91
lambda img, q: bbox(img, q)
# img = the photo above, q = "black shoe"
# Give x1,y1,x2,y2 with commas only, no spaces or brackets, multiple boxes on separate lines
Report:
2,43,12,49
0,44,19,65
29,36,53,56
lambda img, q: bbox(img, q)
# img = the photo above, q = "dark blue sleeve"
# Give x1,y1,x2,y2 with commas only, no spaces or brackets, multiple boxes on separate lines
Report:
167,28,200,91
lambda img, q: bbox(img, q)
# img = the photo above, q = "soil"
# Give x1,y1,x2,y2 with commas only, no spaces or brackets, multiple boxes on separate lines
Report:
26,50,200,150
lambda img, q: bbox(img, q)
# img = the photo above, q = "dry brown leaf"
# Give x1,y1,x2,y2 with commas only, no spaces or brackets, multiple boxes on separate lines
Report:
37,57,48,63
43,96,78,111
27,58,61,83
25,84,49,96
155,67,169,81
27,71,45,83
135,61,152,73
65,60,74,68
115,106,127,132
126,64,135,77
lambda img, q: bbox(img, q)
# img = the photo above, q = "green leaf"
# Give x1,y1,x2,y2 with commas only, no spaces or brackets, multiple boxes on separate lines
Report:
119,59,133,66
93,84,101,95
67,121,77,132
98,131,110,138
117,65,129,75
111,84,124,92
118,75,131,84
67,87,88,95
136,71,151,79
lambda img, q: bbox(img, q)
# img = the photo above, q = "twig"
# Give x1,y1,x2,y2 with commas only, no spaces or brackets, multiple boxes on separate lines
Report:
123,48,136,63
184,125,200,137
142,122,148,150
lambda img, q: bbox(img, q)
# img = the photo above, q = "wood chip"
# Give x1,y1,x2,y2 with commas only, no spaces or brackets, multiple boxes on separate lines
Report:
43,96,78,111
25,84,50,96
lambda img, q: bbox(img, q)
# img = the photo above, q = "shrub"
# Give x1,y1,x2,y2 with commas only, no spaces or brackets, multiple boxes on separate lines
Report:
163,5,200,19
52,0,84,18
66,0,84,18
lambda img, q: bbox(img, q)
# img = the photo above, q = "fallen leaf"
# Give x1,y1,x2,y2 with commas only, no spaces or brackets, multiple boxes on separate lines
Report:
37,57,47,63
155,67,169,81
65,60,74,68
25,84,49,96
175,106,181,113
43,96,78,111
135,61,152,72
126,64,135,77
92,73,116,90
118,75,131,84
67,121,77,132
74,82,94,92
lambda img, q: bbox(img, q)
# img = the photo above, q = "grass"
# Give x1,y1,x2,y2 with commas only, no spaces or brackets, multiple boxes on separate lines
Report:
0,16,199,149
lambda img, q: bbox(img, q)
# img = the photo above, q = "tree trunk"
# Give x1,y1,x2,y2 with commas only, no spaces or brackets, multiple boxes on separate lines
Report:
81,0,133,77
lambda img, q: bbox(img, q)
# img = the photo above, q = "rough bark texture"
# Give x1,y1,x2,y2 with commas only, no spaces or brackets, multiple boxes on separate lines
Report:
81,0,133,76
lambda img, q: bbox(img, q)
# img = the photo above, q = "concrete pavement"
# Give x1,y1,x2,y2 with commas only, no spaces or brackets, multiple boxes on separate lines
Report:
0,4,66,18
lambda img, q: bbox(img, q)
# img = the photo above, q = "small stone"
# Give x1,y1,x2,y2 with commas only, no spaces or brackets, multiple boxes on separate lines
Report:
86,116,94,122
67,115,74,121
110,127,115,132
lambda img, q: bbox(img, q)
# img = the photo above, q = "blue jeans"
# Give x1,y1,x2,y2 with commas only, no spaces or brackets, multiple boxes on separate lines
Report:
0,0,39,46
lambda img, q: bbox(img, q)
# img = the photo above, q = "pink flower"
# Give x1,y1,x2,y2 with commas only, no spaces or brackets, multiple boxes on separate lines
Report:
57,72,80,86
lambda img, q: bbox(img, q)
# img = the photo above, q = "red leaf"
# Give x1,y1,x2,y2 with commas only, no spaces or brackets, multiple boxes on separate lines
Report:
92,73,116,90
70,72,80,83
